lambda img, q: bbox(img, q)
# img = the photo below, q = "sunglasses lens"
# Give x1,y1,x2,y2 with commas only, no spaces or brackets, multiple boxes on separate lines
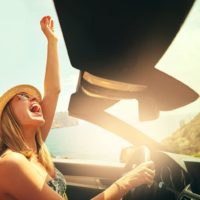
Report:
21,93,30,98
17,93,30,100
16,93,40,102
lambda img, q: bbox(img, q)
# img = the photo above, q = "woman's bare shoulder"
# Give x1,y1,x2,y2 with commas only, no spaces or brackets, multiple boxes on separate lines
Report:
0,151,63,200
1,150,27,163
0,151,29,193
0,151,28,176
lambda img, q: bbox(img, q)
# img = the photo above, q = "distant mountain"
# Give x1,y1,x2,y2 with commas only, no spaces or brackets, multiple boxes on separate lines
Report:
52,112,79,128
161,113,200,156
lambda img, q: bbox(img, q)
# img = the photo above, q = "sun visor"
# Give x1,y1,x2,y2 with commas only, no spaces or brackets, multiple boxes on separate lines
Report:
69,70,198,121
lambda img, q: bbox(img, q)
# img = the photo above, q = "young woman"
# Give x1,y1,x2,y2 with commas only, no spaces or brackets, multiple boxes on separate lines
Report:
0,16,155,200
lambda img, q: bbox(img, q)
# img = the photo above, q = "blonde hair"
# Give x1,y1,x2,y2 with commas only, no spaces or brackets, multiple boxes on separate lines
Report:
0,103,54,173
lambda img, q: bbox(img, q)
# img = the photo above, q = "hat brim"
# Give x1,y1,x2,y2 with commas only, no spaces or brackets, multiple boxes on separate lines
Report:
0,84,41,120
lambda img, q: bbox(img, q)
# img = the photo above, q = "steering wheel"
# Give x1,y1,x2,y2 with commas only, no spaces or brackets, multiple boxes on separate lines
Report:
121,145,152,200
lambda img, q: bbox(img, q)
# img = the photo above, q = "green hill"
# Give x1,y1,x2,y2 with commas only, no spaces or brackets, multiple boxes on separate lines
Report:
161,113,200,156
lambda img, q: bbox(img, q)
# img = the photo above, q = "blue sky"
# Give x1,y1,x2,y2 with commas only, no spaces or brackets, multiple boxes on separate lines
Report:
0,0,80,111
0,0,200,141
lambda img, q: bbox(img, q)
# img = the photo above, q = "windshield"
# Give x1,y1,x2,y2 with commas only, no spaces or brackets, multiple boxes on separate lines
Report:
0,0,199,162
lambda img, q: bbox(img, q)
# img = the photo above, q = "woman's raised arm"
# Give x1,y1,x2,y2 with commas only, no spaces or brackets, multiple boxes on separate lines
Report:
40,16,61,141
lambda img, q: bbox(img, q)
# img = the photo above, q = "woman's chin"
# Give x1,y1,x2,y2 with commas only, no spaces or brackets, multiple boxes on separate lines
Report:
30,116,45,127
38,118,45,127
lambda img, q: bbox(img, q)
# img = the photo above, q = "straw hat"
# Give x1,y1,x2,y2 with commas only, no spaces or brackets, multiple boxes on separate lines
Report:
0,84,42,121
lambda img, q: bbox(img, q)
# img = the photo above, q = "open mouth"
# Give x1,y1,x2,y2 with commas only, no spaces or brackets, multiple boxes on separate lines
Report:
29,103,41,114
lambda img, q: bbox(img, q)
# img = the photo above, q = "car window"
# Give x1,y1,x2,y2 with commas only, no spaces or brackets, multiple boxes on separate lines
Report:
0,0,199,162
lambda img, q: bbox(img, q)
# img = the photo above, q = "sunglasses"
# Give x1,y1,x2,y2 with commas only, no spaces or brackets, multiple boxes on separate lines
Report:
16,93,40,102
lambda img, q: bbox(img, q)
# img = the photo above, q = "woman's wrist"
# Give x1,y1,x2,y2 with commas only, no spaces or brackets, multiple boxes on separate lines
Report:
47,38,58,45
114,182,128,198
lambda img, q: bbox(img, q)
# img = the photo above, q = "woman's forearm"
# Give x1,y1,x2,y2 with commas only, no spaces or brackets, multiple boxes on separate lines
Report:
44,39,61,95
91,160,155,200
91,183,125,200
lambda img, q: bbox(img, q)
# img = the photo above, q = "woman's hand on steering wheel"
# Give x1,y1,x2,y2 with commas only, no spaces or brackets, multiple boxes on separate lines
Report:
115,160,155,193
114,145,155,198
